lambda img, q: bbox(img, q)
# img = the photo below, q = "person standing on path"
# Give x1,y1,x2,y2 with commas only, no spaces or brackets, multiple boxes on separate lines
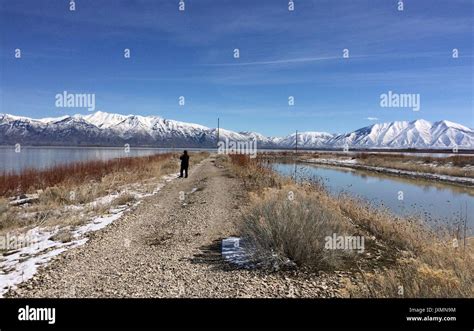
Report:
179,150,189,178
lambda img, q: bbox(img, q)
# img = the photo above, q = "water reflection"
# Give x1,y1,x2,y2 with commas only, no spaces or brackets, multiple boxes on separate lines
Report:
0,146,211,174
273,162,473,231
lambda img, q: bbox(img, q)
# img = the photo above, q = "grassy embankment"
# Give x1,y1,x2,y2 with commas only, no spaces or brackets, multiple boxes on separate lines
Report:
0,152,209,235
261,152,474,179
224,154,473,298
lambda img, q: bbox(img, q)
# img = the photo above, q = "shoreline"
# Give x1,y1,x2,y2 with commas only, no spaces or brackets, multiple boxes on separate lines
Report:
299,158,474,187
1,144,473,154
2,154,472,298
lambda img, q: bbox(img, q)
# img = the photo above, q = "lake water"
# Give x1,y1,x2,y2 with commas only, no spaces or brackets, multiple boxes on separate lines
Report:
272,162,474,231
2,146,472,230
0,146,212,174
1,146,467,174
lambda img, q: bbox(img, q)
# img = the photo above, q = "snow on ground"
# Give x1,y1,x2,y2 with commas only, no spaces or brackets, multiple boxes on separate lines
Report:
0,172,179,297
315,158,357,165
87,192,121,208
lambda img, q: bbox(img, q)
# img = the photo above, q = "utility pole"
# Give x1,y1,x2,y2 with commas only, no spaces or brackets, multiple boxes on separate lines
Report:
217,118,220,149
295,130,298,154
294,130,298,183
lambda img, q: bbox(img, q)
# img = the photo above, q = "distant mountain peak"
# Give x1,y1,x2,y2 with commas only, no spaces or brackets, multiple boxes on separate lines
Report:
0,111,472,149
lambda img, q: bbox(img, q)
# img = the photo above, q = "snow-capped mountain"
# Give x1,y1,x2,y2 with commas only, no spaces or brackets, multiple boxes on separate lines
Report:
277,132,335,148
327,119,474,149
0,112,472,149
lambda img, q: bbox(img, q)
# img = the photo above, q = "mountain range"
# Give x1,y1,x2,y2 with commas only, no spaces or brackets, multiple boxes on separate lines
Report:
1,111,473,149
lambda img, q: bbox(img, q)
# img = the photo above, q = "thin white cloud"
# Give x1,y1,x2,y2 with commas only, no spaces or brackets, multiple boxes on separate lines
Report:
202,52,471,68
203,56,341,66
367,117,379,121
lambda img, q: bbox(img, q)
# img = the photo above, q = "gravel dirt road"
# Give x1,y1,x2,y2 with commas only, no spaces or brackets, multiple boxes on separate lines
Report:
7,155,345,298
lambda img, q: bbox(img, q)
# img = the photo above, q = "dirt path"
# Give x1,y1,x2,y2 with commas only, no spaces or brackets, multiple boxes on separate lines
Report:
7,156,344,298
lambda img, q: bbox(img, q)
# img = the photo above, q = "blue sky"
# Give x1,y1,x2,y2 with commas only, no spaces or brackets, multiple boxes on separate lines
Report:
0,0,472,136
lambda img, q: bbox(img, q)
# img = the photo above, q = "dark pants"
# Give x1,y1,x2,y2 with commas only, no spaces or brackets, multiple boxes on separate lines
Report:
180,166,188,178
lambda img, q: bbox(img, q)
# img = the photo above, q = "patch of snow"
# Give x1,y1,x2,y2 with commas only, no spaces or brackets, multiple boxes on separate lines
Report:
0,172,179,297
72,208,126,238
0,227,83,296
87,192,121,208
3,111,473,148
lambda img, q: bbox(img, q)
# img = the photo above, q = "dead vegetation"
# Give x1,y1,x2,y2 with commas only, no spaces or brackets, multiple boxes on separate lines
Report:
0,152,209,235
0,153,174,197
111,193,136,207
259,151,474,178
227,154,473,298
50,228,74,243
240,188,359,270
309,152,474,178
353,153,474,178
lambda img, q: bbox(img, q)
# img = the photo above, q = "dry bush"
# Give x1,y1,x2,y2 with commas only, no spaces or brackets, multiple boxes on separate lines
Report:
350,246,473,298
0,198,34,232
89,202,113,215
160,159,178,174
449,155,473,167
0,199,18,230
354,153,372,160
39,186,72,205
338,196,473,297
214,154,228,166
228,154,287,190
229,154,251,167
190,151,210,163
239,187,360,270
0,198,9,214
112,193,136,206
337,195,433,252
230,154,473,297
50,228,74,243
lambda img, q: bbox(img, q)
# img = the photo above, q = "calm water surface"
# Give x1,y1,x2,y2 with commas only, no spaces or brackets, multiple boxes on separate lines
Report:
273,162,473,231
0,146,211,173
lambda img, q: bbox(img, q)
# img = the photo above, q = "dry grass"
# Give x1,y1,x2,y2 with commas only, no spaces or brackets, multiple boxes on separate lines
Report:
338,195,473,297
112,193,136,207
228,154,474,298
0,198,19,230
0,152,209,235
50,228,74,243
309,152,474,178
240,187,359,270
358,156,474,178
337,195,432,252
0,153,174,197
228,154,288,191
349,244,473,298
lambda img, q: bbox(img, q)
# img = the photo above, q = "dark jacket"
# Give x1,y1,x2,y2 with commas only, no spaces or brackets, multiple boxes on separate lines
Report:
180,154,189,168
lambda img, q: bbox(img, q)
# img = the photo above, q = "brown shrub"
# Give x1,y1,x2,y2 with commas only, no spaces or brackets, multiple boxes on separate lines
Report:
239,187,359,270
0,153,173,197
230,154,474,297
